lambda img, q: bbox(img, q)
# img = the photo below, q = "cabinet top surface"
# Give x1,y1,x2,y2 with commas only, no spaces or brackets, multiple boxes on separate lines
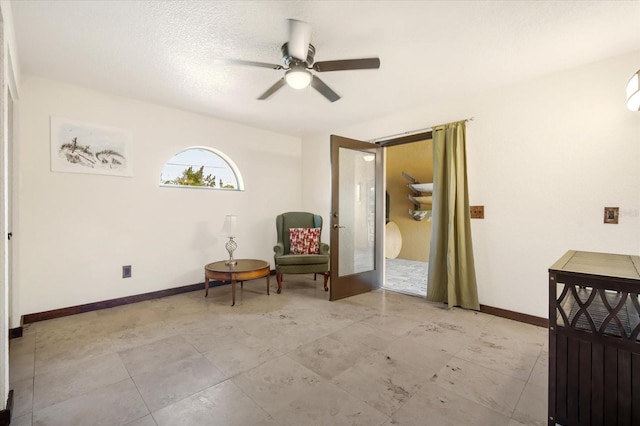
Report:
549,250,640,280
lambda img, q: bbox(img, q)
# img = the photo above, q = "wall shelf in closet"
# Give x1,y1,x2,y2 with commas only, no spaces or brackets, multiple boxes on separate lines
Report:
403,171,432,221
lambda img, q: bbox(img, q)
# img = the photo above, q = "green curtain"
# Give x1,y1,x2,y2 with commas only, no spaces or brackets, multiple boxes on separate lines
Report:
427,121,479,310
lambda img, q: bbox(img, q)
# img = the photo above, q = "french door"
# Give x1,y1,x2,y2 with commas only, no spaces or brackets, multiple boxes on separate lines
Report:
329,135,383,301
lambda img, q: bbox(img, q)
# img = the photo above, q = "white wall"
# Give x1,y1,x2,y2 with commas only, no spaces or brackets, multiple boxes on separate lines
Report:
302,50,640,318
15,76,302,317
12,51,640,321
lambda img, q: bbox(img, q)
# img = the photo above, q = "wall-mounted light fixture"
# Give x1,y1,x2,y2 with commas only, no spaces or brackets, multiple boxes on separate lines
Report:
626,69,640,111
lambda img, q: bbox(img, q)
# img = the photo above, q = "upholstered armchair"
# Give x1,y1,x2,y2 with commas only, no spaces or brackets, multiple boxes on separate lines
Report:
273,212,330,294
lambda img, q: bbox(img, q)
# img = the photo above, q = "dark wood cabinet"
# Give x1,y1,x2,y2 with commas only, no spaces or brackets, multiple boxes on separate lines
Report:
549,250,640,425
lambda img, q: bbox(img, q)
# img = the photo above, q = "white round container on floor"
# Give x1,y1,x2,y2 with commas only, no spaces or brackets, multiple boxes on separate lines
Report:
385,221,402,259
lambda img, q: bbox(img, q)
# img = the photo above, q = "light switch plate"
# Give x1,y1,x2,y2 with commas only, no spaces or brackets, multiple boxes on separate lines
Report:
604,207,619,224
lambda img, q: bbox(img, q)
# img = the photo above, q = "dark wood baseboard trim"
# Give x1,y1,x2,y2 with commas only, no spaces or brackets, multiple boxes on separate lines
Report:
0,389,13,426
22,270,278,324
23,279,232,324
9,326,23,339
480,304,548,328
20,274,545,329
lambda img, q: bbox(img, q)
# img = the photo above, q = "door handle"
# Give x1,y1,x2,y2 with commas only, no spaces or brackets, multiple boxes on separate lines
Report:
333,224,346,229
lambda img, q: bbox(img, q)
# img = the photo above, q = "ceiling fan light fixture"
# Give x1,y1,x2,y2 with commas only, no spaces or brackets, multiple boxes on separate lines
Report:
235,19,379,101
627,69,640,111
285,68,312,89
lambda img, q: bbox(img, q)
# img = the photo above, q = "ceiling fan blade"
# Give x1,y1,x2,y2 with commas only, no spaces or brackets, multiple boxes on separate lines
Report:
311,75,340,102
313,58,380,72
218,59,283,70
258,78,287,100
288,19,311,61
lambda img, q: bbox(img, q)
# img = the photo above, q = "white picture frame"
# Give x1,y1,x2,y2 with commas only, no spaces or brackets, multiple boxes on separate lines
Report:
50,116,133,177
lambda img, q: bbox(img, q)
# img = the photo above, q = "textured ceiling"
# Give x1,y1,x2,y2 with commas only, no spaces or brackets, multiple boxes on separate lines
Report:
10,0,640,137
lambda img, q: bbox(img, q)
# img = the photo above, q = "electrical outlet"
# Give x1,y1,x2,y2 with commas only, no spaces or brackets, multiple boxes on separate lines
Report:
470,205,484,219
122,265,132,278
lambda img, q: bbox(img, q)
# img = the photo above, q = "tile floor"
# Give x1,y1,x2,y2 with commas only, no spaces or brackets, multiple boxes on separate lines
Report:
9,275,548,426
384,258,428,297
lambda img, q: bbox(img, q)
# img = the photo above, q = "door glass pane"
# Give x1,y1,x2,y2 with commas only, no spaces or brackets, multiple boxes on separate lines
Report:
338,147,375,276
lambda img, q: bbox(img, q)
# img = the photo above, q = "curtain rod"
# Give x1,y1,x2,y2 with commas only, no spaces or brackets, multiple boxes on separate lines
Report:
368,117,474,143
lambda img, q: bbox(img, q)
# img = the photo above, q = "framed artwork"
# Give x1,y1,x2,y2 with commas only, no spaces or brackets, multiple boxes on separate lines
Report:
50,116,133,177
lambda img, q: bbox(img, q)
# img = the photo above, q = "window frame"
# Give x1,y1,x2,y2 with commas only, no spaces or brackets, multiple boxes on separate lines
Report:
159,145,245,191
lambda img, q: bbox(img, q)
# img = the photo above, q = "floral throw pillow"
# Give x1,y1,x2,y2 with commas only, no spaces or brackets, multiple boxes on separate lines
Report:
289,228,321,255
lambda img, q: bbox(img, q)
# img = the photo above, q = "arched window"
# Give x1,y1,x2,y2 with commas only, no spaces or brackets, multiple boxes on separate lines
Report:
160,146,244,190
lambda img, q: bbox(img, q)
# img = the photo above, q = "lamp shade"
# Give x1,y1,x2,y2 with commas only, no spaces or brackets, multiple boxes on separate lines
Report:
285,68,312,89
219,214,238,237
626,69,640,111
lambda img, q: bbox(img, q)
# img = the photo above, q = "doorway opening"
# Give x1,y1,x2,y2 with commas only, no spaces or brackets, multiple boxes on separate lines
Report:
379,133,433,297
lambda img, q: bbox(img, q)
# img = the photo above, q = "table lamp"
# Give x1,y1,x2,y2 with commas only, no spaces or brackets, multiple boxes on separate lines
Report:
219,214,238,266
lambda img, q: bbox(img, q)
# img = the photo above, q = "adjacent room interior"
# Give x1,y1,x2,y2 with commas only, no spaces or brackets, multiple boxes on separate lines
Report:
384,137,433,297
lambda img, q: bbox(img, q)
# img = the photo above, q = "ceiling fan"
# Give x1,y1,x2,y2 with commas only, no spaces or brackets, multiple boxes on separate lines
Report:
225,19,381,102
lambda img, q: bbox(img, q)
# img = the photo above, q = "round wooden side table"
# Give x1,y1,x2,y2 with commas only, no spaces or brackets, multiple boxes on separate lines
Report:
204,259,270,306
